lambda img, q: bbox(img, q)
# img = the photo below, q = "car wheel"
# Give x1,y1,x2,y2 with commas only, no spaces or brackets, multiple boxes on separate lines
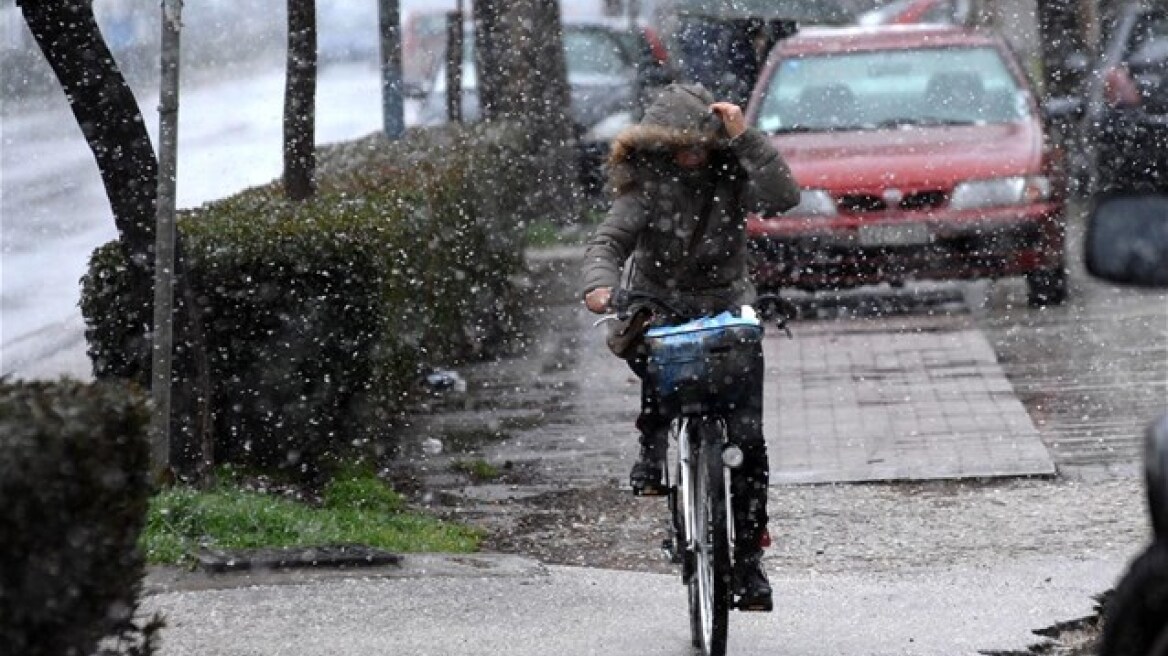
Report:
1026,268,1068,307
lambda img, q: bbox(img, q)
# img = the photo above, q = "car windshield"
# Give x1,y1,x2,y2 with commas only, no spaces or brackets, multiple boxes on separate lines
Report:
756,46,1029,134
564,29,630,76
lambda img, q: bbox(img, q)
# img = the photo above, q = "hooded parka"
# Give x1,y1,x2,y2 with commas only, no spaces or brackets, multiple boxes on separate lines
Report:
581,83,799,315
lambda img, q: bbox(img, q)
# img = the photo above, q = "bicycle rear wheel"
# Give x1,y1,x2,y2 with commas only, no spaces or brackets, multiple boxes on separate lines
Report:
687,422,731,656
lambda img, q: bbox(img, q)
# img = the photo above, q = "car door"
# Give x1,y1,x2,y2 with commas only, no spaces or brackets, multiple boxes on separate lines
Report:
562,26,637,132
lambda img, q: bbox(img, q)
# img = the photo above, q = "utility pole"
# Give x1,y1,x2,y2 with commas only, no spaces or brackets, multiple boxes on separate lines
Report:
379,0,404,138
153,0,182,477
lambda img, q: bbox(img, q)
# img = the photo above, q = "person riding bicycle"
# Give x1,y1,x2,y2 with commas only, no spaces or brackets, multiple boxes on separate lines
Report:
581,82,799,609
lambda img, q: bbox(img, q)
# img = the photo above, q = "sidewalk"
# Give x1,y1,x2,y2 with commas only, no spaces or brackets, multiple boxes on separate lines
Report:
767,314,1055,484
540,242,1057,486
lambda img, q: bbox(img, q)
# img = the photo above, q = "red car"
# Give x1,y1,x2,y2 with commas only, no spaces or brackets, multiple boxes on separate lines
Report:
744,25,1068,306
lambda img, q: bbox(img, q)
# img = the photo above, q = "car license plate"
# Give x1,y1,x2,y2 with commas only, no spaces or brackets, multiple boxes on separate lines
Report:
858,223,930,246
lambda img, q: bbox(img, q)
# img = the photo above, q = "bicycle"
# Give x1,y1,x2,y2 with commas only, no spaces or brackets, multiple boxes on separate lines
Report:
599,289,794,656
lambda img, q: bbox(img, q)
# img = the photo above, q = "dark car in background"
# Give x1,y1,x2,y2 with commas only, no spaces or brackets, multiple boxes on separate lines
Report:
418,21,645,129
418,20,665,195
1077,1,1168,194
657,0,852,106
744,25,1068,306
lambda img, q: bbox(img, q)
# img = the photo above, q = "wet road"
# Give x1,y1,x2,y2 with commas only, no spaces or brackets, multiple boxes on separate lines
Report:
145,554,1120,656
0,57,395,379
144,237,1163,655
974,213,1168,479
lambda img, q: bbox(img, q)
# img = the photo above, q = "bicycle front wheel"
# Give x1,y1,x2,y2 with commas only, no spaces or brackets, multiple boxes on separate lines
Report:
687,423,731,656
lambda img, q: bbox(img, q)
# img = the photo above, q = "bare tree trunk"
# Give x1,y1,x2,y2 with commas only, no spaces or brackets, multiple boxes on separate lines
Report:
18,0,156,311
1035,0,1088,97
473,0,580,224
284,0,317,201
19,0,214,482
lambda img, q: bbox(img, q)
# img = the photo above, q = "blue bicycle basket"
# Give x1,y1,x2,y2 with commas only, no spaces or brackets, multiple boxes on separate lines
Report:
644,312,763,415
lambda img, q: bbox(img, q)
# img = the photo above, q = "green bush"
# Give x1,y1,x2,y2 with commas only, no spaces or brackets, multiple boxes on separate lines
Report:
81,124,534,481
0,380,160,656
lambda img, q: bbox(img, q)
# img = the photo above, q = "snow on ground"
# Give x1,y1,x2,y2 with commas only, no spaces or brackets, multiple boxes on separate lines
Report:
1,59,416,379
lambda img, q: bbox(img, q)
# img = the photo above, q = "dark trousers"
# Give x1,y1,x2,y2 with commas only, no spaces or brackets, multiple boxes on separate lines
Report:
628,352,770,552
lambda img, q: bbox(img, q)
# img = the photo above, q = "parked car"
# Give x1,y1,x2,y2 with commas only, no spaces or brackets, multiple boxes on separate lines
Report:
658,0,850,106
417,20,667,195
857,0,972,26
1074,1,1168,195
403,9,450,90
744,25,1069,306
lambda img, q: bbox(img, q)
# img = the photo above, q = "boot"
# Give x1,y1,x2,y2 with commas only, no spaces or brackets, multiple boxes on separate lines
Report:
733,549,773,611
630,426,667,496
629,443,666,496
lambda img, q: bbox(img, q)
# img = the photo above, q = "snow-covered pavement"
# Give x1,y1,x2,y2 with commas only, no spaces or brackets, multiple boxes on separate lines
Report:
1,59,412,379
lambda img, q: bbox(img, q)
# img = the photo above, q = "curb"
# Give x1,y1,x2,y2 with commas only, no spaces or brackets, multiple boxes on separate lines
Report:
195,544,402,574
144,552,547,595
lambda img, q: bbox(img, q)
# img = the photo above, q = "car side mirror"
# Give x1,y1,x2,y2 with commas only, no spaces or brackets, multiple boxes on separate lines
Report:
1043,95,1084,122
402,81,428,100
1063,51,1091,75
1084,193,1168,287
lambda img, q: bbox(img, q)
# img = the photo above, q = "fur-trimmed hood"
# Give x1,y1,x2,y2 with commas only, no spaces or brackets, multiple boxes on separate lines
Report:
607,83,728,194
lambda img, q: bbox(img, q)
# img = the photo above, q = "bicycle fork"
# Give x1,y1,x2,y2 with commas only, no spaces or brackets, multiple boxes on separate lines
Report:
663,419,689,567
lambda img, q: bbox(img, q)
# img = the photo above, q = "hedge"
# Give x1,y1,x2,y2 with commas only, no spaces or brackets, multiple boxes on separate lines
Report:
0,380,159,656
80,123,543,481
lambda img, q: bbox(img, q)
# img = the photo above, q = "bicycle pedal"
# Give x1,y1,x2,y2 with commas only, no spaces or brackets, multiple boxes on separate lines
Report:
734,597,774,613
660,539,682,563
632,484,668,497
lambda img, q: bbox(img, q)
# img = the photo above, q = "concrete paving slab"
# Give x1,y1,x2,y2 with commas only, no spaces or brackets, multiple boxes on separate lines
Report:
765,315,1056,484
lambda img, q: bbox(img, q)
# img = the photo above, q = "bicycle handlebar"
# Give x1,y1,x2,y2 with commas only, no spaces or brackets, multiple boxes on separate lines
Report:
608,288,689,320
604,288,796,338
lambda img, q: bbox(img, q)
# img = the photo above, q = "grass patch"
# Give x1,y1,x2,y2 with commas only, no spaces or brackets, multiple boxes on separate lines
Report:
451,458,502,482
140,473,480,565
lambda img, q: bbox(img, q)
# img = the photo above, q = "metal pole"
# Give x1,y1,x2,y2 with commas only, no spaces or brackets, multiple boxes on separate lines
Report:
153,0,182,476
378,0,404,138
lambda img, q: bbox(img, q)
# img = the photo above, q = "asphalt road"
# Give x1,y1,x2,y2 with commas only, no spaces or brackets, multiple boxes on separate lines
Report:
0,57,391,380
144,553,1122,656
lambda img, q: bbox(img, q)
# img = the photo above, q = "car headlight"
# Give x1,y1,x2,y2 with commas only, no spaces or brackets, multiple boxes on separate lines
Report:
949,176,1052,210
789,189,837,216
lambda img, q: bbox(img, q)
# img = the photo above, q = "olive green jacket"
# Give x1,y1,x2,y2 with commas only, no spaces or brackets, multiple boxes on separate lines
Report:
581,84,799,316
